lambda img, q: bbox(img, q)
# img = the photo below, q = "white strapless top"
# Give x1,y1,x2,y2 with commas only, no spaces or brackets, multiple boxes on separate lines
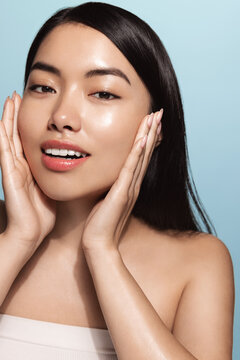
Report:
0,314,117,359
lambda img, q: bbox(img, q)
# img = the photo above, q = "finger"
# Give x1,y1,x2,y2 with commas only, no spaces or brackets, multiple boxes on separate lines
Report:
117,112,153,195
111,142,146,241
142,109,163,169
111,111,152,196
108,113,153,216
102,123,149,242
121,113,156,196
155,123,163,147
0,119,16,174
114,140,148,240
90,113,156,243
126,109,163,209
113,136,145,200
130,110,163,188
115,111,163,239
115,148,145,240
1,96,17,160
134,112,153,144
114,111,161,204
109,111,163,244
12,93,24,158
155,122,163,147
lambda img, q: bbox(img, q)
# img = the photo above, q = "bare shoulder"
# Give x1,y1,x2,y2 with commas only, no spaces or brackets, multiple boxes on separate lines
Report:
171,232,234,359
0,199,7,234
122,217,234,278
149,228,234,296
177,231,233,272
122,220,234,358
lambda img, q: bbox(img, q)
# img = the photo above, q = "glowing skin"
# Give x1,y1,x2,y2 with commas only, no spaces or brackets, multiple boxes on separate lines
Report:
0,22,234,360
18,24,151,202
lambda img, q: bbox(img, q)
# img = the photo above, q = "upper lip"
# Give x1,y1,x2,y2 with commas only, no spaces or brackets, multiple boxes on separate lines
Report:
40,140,90,154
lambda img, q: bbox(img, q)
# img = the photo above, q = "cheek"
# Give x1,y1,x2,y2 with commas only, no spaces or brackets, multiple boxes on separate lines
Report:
88,104,143,146
87,108,143,182
17,101,44,173
18,101,42,146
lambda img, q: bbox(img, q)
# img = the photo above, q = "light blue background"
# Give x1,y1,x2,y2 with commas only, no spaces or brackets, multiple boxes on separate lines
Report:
0,0,239,357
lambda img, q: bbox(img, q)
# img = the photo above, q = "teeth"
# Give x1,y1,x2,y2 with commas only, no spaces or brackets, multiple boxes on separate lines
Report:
52,149,60,156
67,150,75,156
59,149,68,156
44,148,87,158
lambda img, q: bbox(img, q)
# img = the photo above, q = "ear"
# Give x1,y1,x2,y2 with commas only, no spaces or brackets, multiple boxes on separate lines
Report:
155,132,163,148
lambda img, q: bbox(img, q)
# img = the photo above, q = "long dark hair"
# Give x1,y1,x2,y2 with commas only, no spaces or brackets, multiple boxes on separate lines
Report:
23,2,215,234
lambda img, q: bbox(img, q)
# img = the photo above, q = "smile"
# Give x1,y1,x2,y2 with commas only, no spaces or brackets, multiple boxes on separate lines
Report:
40,140,91,171
40,144,90,171
42,148,88,159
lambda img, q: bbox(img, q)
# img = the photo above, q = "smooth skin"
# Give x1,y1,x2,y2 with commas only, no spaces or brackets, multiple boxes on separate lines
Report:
0,24,234,360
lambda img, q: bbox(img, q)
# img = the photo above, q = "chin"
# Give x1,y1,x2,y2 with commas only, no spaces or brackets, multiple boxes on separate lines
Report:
36,180,111,203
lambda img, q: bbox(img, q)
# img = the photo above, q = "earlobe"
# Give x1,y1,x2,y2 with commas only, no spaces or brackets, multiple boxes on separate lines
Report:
155,133,163,148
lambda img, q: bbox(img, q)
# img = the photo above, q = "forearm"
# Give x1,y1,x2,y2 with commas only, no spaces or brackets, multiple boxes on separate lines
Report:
0,233,31,306
84,247,197,360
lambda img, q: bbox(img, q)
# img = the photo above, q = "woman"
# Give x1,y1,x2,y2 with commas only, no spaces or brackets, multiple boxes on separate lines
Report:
0,2,234,359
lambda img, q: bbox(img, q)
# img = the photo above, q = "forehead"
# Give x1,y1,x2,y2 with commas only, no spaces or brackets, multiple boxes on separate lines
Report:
34,23,140,84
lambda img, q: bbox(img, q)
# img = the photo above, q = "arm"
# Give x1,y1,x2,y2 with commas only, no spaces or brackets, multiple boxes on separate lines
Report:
0,233,32,306
0,93,56,306
82,110,234,359
84,236,234,360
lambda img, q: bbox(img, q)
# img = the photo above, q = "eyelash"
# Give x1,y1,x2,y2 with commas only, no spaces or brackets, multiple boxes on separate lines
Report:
29,84,56,94
92,92,120,100
28,84,120,100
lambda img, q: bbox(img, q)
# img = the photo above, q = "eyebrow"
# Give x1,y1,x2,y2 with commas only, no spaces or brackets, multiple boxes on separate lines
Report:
85,68,131,85
30,61,131,85
30,62,61,76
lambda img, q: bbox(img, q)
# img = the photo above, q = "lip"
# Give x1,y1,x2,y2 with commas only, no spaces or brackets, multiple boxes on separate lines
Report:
40,139,90,172
40,139,89,154
41,153,89,172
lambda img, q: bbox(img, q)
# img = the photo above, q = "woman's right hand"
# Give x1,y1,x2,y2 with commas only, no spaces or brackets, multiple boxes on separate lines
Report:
0,92,56,255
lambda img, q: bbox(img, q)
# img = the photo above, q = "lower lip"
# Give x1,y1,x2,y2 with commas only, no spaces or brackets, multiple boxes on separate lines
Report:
41,153,89,172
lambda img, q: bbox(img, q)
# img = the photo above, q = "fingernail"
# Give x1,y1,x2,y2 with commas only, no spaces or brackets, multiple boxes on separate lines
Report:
12,91,16,101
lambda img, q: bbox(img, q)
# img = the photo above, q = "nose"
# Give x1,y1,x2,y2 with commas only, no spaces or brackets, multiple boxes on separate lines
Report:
48,93,82,133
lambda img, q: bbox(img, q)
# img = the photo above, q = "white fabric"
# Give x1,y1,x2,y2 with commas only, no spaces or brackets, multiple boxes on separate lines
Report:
0,314,117,359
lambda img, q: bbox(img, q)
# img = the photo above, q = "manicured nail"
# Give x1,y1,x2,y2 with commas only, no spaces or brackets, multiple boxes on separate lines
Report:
141,134,147,148
12,91,16,101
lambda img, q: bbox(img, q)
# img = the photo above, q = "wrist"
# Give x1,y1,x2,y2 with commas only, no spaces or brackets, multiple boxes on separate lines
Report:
82,235,118,254
0,230,37,261
0,233,31,270
83,243,122,269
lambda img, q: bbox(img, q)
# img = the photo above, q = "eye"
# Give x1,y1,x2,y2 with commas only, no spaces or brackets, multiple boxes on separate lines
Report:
91,91,120,100
29,84,56,94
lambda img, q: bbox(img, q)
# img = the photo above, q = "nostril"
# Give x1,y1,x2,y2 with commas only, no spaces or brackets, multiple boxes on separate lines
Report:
63,125,73,130
48,123,58,130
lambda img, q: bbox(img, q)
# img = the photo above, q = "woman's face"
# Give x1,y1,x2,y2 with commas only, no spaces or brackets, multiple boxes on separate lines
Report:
18,24,151,201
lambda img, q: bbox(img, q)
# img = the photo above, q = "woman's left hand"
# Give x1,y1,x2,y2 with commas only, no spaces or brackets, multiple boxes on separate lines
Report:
82,109,163,252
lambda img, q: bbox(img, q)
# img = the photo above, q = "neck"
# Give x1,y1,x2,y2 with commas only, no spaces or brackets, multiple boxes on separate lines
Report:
45,197,98,254
42,196,138,260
